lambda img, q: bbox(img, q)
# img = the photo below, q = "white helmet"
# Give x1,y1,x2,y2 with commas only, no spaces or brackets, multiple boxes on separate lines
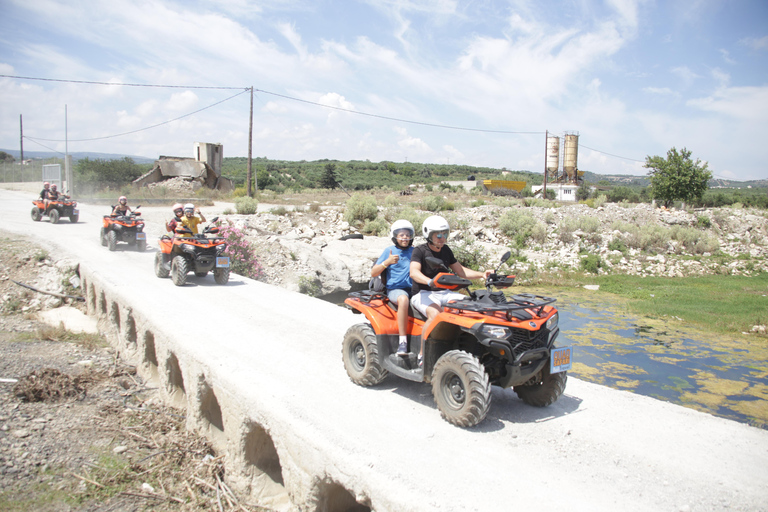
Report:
422,215,450,243
183,203,195,212
390,219,415,247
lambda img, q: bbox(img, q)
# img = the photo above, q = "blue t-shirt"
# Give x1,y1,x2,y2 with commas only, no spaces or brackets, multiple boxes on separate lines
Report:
376,245,413,291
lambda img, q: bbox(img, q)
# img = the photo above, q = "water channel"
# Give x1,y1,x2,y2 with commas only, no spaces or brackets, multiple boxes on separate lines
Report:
535,288,768,429
329,287,768,429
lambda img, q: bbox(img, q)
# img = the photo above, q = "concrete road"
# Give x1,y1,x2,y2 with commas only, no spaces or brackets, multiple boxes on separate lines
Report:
3,188,767,512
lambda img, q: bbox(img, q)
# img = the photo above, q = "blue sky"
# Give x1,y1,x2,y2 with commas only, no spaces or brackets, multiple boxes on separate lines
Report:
1,0,766,181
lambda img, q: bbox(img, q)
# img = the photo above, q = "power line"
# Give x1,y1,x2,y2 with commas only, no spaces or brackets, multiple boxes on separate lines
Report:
3,74,646,163
253,88,545,135
24,89,249,142
0,74,246,90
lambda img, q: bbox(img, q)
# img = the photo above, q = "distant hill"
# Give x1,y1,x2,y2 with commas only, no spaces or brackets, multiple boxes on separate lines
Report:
0,149,155,165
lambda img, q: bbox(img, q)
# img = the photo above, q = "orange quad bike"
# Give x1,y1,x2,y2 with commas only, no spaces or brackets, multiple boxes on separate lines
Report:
101,206,146,252
154,217,230,286
31,196,79,224
343,251,571,428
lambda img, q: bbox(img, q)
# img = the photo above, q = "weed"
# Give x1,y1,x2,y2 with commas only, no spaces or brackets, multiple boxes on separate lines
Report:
344,193,378,223
298,276,321,297
234,196,259,215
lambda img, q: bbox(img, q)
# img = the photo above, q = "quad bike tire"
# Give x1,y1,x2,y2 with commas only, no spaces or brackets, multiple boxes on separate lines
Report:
49,209,60,224
154,252,170,278
213,268,230,285
513,363,567,408
100,228,108,247
137,239,147,252
342,323,388,386
107,230,118,251
70,214,78,223
431,350,492,428
194,271,208,278
171,255,189,286
31,207,42,222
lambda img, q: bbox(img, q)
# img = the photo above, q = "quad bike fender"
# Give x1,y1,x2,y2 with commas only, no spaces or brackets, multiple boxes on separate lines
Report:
158,237,173,254
344,297,399,335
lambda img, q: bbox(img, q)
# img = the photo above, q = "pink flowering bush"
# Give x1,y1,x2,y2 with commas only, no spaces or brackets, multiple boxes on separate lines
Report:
217,224,264,280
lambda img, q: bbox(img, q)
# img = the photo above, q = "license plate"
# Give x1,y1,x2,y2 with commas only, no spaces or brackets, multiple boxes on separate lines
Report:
73,209,79,215
135,232,146,241
216,256,230,268
550,346,573,373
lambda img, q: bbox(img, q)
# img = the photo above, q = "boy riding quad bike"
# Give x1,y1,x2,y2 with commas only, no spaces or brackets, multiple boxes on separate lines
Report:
31,193,79,224
154,217,230,286
343,251,571,428
101,205,146,252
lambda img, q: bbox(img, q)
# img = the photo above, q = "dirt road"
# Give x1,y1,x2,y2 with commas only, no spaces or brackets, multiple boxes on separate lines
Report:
2,188,767,512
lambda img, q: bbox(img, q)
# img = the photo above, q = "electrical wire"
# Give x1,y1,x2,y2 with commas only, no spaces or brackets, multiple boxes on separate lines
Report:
23,89,249,143
4,73,647,163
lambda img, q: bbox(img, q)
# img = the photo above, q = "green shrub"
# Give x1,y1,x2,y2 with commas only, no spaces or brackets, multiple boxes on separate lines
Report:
422,195,452,212
451,240,489,271
498,210,537,247
580,254,603,274
362,218,389,236
607,238,628,254
558,218,577,244
270,206,288,216
298,276,321,297
234,196,259,215
344,193,378,223
696,215,711,228
670,226,720,254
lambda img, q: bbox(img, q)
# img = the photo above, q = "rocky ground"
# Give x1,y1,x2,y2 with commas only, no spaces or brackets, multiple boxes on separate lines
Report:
212,191,768,297
0,232,270,511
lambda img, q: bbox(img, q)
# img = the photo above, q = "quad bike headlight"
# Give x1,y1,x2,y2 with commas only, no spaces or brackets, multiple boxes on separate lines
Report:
546,312,559,330
480,324,511,339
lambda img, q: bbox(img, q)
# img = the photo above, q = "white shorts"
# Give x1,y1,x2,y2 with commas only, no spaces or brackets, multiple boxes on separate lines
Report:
411,290,466,316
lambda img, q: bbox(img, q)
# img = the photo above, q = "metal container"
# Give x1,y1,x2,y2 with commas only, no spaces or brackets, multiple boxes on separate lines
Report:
563,132,579,179
546,136,560,172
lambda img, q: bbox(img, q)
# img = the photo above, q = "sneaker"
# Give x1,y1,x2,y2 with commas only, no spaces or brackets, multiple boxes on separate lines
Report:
397,341,408,356
417,354,423,367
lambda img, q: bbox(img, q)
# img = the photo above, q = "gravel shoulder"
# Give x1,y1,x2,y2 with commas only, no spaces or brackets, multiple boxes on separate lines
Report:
0,231,269,511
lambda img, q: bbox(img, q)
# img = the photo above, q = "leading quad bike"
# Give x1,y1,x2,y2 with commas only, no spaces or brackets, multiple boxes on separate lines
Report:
154,218,231,286
342,251,572,428
101,206,146,252
31,196,79,224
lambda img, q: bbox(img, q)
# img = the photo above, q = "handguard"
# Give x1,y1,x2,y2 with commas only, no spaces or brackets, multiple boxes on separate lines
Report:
433,272,471,291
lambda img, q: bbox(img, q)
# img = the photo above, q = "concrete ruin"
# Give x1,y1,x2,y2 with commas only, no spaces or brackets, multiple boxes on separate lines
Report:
133,142,234,193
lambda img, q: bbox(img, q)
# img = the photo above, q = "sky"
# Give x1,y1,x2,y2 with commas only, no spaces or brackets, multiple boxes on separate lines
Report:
0,0,767,182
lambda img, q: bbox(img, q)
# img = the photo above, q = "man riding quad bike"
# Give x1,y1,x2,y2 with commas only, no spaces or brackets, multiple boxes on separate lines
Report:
100,203,146,252
343,251,571,428
154,217,230,286
31,185,78,224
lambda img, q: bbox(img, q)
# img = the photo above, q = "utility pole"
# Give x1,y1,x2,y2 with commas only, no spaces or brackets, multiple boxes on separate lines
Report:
247,86,254,197
543,130,548,198
19,115,23,183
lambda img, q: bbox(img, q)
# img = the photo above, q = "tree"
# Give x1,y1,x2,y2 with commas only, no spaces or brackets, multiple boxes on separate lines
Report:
0,151,14,163
75,157,146,191
576,182,591,201
645,147,711,207
320,163,339,189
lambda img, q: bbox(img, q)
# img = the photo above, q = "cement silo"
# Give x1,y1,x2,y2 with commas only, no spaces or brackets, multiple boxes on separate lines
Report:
563,132,579,182
546,135,560,181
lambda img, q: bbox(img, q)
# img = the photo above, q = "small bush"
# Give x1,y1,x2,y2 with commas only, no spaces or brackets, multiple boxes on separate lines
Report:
234,197,259,215
498,210,537,247
362,218,389,236
217,224,265,280
580,254,603,274
451,239,489,271
344,193,378,223
270,206,288,216
558,218,577,244
607,238,628,254
298,276,321,297
696,215,711,228
422,195,450,212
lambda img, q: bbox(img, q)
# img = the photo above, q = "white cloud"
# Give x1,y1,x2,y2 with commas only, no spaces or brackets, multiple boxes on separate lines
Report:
687,85,768,121
643,87,675,95
740,35,768,51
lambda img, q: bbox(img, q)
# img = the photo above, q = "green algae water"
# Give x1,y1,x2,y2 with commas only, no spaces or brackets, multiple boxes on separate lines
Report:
554,294,768,429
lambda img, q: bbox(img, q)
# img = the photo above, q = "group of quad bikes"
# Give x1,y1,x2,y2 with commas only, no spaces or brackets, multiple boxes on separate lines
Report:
343,251,571,428
31,195,231,287
31,194,569,427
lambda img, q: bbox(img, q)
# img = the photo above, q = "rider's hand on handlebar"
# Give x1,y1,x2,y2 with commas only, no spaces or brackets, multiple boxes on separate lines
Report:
427,278,435,289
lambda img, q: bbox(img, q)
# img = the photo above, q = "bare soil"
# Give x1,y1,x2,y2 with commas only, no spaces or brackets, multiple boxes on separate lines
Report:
0,231,269,511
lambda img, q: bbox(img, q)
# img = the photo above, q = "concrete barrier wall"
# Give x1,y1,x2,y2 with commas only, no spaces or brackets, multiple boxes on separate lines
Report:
78,266,375,512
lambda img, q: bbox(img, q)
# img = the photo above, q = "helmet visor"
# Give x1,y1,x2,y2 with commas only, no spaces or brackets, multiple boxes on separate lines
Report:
394,229,413,239
432,230,449,239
